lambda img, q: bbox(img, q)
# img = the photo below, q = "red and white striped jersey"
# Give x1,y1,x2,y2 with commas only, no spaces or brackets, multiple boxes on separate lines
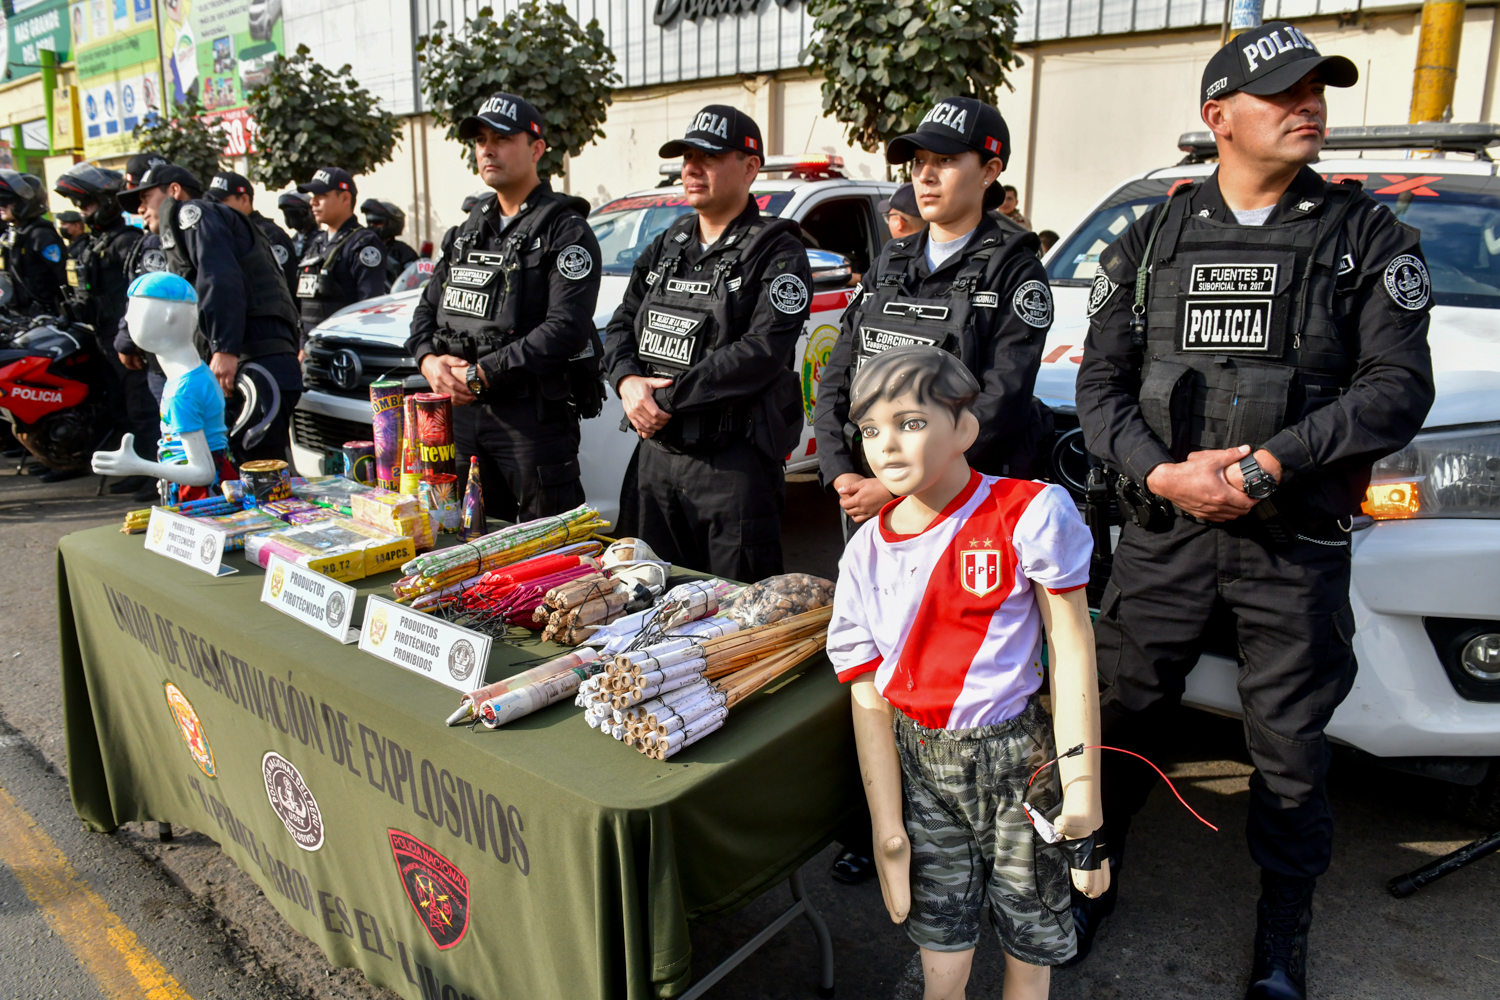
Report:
828,471,1091,730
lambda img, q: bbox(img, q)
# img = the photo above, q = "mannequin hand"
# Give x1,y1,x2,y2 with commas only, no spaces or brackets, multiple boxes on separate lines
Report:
833,473,895,523
1223,447,1282,492
119,351,145,371
91,434,149,478
420,354,474,403
873,828,912,923
1071,862,1111,898
619,375,673,437
209,352,238,396
1144,445,1257,522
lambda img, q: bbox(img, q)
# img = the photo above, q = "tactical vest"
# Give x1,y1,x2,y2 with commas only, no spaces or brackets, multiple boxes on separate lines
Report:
66,224,135,325
161,199,301,336
296,225,362,328
632,216,800,450
1135,182,1360,459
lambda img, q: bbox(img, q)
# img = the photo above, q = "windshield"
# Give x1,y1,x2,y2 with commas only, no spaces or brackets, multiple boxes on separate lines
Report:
589,191,796,274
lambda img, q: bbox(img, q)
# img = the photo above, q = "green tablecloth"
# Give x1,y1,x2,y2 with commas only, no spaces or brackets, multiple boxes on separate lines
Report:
58,525,859,1000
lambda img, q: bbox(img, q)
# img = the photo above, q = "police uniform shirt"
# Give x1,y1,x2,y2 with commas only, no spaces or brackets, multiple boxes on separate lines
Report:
408,184,601,386
1077,166,1435,516
304,216,389,305
2,218,67,312
114,233,167,357
251,210,298,294
813,214,1051,482
603,196,813,422
71,217,143,331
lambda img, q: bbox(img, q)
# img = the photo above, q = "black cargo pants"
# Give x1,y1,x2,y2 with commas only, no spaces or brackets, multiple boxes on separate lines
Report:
1095,515,1358,879
454,396,585,523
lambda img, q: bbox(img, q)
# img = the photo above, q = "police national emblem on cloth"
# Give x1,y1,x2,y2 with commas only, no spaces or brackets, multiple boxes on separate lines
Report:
769,272,809,314
272,244,289,266
556,244,593,280
1384,254,1431,311
178,204,202,228
1087,272,1117,317
1012,280,1052,328
42,243,62,263
143,248,167,272
358,245,384,268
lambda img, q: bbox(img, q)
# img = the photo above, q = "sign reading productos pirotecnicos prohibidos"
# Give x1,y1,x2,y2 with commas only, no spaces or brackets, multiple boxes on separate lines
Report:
358,595,493,694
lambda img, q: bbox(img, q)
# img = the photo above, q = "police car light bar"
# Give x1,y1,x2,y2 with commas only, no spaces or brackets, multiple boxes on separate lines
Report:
1177,122,1500,163
658,154,846,180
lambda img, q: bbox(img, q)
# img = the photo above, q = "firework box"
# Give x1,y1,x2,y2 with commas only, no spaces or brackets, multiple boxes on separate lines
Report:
258,499,322,522
350,488,422,535
245,516,415,582
190,509,283,551
291,476,380,515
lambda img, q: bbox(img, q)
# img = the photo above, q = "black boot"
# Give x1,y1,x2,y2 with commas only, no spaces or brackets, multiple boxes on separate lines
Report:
1245,870,1315,1000
1061,853,1120,966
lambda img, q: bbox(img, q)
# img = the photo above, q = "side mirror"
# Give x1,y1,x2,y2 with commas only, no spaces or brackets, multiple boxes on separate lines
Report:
807,248,853,290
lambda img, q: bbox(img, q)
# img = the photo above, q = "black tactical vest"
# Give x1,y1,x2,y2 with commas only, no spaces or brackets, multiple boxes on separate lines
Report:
1134,181,1360,459
66,223,135,325
295,225,361,328
161,198,301,334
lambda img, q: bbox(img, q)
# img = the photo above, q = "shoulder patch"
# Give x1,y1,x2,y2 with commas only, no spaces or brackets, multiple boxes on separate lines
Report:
1337,253,1355,276
42,243,61,263
272,244,290,266
1383,254,1430,311
358,245,384,269
142,248,167,272
1086,271,1118,317
769,272,809,314
970,291,999,308
178,204,202,228
1012,279,1053,328
160,227,176,250
556,244,593,280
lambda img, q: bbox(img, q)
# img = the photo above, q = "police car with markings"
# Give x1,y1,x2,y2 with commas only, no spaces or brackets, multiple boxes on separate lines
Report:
290,155,893,523
1040,123,1500,823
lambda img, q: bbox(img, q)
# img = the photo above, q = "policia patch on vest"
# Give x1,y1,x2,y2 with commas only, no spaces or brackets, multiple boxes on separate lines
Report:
1383,254,1431,311
441,266,498,318
1180,263,1278,353
639,309,703,368
856,325,940,367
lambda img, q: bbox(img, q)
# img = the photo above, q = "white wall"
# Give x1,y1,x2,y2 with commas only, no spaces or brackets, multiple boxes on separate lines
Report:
284,0,419,116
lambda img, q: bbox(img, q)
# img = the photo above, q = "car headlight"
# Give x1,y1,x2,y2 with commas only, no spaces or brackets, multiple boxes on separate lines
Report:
1363,423,1500,519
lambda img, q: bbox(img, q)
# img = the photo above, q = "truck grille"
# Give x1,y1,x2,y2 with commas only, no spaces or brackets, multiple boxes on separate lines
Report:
302,335,420,398
291,409,373,454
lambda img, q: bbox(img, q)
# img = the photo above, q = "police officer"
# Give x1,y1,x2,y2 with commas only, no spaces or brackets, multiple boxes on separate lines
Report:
604,106,811,580
54,163,154,495
119,163,305,464
278,191,319,259
207,171,298,294
1073,26,1434,999
57,210,87,250
294,166,387,337
361,198,421,284
877,182,924,241
114,154,172,421
407,92,602,522
814,97,1051,535
0,171,66,317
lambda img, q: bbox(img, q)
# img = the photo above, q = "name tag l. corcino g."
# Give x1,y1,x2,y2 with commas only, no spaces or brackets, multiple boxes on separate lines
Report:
1180,262,1278,353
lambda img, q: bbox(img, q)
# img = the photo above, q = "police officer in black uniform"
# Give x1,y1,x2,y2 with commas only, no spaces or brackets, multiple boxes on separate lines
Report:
0,171,66,317
57,210,87,251
361,198,421,284
207,171,298,294
1073,26,1434,999
119,163,305,464
278,192,319,259
114,154,171,424
604,106,812,580
407,92,603,522
814,97,1051,536
294,167,388,337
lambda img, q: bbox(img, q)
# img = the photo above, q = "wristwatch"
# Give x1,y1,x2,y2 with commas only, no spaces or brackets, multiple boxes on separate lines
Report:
1239,455,1278,500
465,363,485,397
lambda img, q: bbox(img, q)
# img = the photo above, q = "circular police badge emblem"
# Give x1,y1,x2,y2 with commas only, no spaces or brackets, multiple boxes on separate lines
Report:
1383,254,1431,311
143,249,167,272
272,244,289,266
262,752,324,851
1012,280,1053,328
326,590,346,630
178,204,202,228
358,245,384,268
448,639,476,683
199,534,218,564
769,273,809,314
556,244,593,280
1086,272,1117,317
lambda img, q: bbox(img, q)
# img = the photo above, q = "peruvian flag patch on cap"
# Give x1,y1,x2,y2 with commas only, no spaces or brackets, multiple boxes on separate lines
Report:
984,136,1002,154
745,136,758,151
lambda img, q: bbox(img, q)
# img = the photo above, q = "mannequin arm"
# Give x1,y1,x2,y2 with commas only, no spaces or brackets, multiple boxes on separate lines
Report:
1036,586,1110,897
850,679,910,923
91,430,215,487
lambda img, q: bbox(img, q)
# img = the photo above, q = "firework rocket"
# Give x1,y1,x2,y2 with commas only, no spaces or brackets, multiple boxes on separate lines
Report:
459,456,486,542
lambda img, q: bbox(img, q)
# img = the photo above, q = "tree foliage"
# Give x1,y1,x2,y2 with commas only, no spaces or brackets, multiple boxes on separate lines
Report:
803,0,1024,153
245,45,402,190
132,92,226,185
417,1,618,179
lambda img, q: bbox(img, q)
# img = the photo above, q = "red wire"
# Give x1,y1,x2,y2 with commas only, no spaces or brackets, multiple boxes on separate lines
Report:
1028,745,1219,833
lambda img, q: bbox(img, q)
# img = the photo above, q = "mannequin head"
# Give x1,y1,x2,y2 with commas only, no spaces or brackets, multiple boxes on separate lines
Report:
124,272,200,357
850,346,980,498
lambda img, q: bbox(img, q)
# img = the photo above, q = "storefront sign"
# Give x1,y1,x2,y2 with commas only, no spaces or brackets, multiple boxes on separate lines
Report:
71,0,159,158
158,0,285,156
653,0,801,28
144,507,234,577
358,596,491,694
259,554,359,644
2,0,72,80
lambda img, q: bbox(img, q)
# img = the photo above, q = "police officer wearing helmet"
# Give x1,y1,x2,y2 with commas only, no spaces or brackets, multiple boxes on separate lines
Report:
603,106,812,580
1073,26,1433,998
0,171,66,317
207,171,298,294
119,163,305,464
814,97,1052,535
361,198,421,284
295,167,387,337
407,92,603,522
278,191,319,259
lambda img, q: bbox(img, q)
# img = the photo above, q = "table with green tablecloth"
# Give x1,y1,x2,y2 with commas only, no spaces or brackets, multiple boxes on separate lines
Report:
57,525,859,1000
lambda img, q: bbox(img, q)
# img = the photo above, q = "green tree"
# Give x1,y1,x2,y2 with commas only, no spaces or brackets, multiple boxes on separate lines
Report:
132,92,225,185
245,45,402,190
417,1,618,179
803,0,1024,153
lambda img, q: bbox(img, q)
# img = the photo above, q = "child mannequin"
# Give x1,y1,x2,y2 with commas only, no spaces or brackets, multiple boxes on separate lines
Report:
91,273,233,503
828,346,1107,1000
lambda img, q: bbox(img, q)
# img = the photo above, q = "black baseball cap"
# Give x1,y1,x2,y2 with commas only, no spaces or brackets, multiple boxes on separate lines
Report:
659,105,764,158
118,163,203,212
298,166,357,197
207,171,252,202
57,210,82,224
878,183,919,217
887,96,1010,166
457,93,545,141
1202,21,1358,104
124,152,170,187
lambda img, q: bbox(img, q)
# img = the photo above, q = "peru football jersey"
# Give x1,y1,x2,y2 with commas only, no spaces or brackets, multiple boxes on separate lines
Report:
828,470,1091,730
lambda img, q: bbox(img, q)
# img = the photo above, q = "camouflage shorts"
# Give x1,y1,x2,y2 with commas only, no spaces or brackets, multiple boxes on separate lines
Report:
895,696,1076,964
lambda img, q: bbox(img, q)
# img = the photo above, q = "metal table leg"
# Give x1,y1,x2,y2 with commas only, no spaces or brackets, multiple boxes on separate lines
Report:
680,865,836,999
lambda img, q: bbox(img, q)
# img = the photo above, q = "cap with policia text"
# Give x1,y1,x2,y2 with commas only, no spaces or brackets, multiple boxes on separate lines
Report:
298,166,357,197
457,93,545,140
118,163,203,213
878,183,919,218
124,152,170,187
886,96,1010,166
659,105,763,158
1201,21,1358,104
206,171,253,202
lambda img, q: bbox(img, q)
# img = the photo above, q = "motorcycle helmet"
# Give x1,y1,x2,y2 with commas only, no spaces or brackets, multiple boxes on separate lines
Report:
55,163,126,228
278,191,314,231
360,198,406,240
0,171,49,221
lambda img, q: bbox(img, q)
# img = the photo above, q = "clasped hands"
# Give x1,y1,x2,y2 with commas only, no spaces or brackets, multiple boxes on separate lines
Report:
618,374,673,438
1144,444,1282,522
419,354,487,405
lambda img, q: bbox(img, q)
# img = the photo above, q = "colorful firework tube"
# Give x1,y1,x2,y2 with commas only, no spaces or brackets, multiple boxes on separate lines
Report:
342,440,376,486
369,380,405,490
446,647,601,726
419,473,461,532
399,395,422,496
480,665,600,728
239,459,291,503
459,456,486,542
414,392,456,480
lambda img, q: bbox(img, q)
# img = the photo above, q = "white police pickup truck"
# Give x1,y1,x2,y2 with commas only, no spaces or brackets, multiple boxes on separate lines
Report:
289,155,891,525
1039,124,1500,823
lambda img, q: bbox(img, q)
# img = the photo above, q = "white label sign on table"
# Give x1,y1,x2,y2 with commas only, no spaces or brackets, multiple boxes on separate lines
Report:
259,554,360,644
143,507,235,577
358,595,492,693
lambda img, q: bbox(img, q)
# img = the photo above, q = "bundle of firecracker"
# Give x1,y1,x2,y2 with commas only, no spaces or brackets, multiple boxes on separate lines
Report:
120,499,283,551
578,606,831,758
390,504,608,603
290,475,381,515
529,561,681,645
424,544,604,630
